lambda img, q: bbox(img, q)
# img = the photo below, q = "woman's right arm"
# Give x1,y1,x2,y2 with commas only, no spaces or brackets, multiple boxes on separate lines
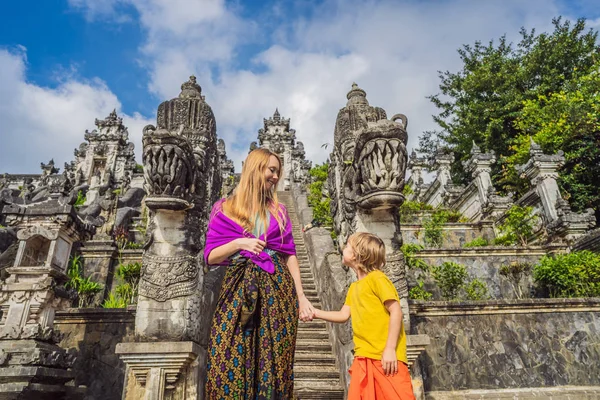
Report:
207,238,266,265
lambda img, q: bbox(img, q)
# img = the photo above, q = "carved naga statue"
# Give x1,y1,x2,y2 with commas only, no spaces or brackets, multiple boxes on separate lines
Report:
329,83,409,298
117,76,221,400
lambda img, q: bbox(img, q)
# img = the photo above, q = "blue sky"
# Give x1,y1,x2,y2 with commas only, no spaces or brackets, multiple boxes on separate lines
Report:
1,0,599,174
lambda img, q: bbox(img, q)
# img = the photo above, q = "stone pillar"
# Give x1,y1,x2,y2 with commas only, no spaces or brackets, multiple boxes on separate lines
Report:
116,76,222,400
0,191,95,399
329,84,429,399
517,138,595,243
517,138,565,222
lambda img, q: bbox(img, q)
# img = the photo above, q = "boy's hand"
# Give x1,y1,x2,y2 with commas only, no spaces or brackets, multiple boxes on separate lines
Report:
381,348,398,376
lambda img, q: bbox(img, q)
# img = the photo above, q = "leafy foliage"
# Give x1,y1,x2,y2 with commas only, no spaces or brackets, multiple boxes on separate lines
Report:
66,255,103,308
463,278,490,300
422,211,447,247
419,17,600,220
399,185,433,223
74,190,86,208
514,70,600,222
495,205,538,246
431,261,469,300
499,261,533,299
463,237,490,247
408,280,433,301
102,292,127,308
307,163,333,227
533,251,600,298
400,243,429,272
116,262,142,305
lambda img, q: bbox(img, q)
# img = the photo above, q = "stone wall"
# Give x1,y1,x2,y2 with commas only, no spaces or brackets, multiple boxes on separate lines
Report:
408,246,566,299
410,298,600,397
55,308,135,400
401,222,495,248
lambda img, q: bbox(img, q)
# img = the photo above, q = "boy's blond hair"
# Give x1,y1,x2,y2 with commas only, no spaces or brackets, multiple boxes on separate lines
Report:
347,232,386,273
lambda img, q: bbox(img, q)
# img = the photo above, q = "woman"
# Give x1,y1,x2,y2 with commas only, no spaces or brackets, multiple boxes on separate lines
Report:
204,148,315,399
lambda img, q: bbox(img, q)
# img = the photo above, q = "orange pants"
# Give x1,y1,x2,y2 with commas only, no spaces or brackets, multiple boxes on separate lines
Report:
348,357,416,400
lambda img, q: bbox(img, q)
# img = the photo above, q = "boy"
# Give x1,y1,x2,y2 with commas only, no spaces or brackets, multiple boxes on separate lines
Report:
313,232,415,399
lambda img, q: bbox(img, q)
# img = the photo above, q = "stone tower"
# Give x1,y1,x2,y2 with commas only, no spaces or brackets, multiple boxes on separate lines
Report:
250,109,310,189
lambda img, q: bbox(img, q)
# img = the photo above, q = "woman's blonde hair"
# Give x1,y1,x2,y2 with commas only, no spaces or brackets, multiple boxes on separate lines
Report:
347,232,386,273
222,148,286,234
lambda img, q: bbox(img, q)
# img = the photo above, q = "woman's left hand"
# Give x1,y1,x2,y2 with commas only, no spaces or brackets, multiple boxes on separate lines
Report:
298,295,316,322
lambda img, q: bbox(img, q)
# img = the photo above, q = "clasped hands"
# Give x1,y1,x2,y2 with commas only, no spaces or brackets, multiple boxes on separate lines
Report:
236,238,266,255
237,238,316,322
299,295,316,322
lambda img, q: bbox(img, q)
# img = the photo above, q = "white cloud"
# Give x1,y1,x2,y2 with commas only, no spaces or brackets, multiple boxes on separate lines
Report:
37,0,595,175
0,48,153,174
201,0,562,169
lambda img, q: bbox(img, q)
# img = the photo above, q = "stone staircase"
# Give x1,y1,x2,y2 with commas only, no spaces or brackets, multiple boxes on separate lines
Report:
278,191,345,399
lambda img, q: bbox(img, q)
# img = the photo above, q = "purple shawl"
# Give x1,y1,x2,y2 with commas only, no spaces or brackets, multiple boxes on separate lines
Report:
204,199,296,273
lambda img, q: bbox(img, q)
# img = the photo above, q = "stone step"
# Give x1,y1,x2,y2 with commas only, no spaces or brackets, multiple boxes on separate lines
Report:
297,330,330,340
279,192,345,398
294,365,340,380
295,340,333,353
297,320,327,330
294,352,337,366
294,382,344,399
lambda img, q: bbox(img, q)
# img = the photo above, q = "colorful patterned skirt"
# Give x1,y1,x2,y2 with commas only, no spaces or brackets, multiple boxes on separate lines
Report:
205,253,298,399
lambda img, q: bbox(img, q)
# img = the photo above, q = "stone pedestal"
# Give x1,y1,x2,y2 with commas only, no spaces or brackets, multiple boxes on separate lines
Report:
116,342,202,400
115,77,222,400
406,334,431,400
0,340,82,400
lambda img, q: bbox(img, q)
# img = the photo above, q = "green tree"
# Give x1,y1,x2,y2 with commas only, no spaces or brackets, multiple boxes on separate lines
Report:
514,69,600,222
420,17,600,207
307,163,333,227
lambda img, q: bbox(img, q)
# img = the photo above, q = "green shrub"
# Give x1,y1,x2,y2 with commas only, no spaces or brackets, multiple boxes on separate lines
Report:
409,280,433,300
432,261,469,300
400,243,429,272
125,241,143,249
533,251,600,298
464,278,489,300
464,237,490,248
66,255,103,308
423,211,446,247
74,190,86,208
116,262,142,304
399,186,434,223
499,262,532,299
102,292,127,308
495,205,538,246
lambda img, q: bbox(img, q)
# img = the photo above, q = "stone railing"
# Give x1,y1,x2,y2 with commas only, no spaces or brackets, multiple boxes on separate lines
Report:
407,244,567,300
290,183,430,398
409,140,596,244
410,298,600,397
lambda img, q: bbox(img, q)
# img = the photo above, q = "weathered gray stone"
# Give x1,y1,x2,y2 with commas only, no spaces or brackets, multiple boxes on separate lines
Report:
410,299,600,393
54,308,135,400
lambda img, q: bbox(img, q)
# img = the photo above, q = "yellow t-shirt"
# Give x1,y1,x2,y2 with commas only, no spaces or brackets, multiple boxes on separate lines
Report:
344,270,408,363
